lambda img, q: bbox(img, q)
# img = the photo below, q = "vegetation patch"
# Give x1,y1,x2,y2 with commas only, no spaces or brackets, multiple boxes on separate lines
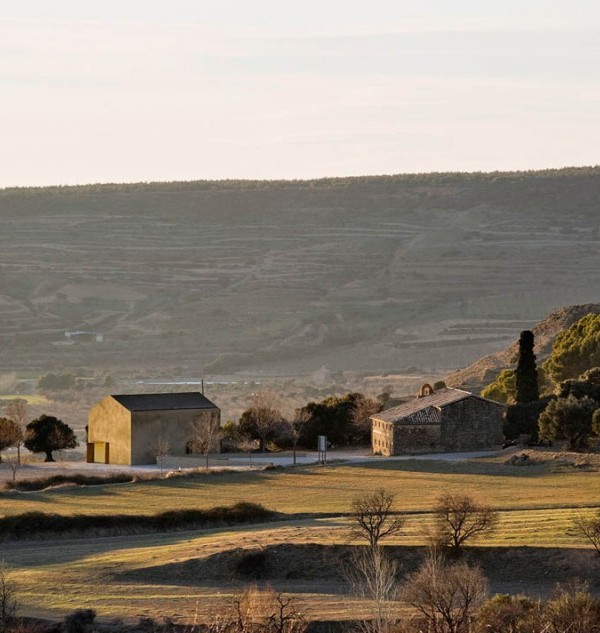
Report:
0,502,275,540
4,473,136,492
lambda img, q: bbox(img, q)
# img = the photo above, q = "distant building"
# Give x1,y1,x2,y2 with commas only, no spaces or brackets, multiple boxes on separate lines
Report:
87,392,220,465
371,385,504,456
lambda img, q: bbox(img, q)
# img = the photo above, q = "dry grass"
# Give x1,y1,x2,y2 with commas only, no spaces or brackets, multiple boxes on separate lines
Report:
2,457,600,518
3,455,600,623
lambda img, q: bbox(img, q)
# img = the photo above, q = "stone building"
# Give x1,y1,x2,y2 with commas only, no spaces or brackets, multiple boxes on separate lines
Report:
371,385,504,456
87,392,220,465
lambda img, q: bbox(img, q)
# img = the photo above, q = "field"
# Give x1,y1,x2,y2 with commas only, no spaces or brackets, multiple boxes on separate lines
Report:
3,454,600,623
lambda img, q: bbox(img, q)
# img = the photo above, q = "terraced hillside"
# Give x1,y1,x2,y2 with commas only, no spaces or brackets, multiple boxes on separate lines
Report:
0,167,598,376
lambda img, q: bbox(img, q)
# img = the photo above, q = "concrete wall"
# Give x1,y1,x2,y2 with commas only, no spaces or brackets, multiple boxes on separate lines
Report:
87,397,132,464
440,397,504,452
131,408,220,465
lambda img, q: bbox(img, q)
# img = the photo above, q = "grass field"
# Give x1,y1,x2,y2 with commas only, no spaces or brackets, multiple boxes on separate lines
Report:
3,455,600,623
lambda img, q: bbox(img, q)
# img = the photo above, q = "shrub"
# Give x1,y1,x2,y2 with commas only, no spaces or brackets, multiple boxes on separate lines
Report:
0,502,275,540
64,609,96,633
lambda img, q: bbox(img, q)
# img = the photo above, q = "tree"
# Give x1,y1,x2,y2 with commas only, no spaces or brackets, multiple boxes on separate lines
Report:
297,392,369,447
504,398,551,444
0,419,22,463
4,455,21,485
350,488,404,550
481,369,516,404
572,510,600,556
188,415,221,469
0,562,17,633
401,555,487,633
228,584,306,633
515,330,539,403
240,390,283,452
283,409,310,465
24,415,78,462
351,395,382,444
4,399,28,463
151,436,170,476
344,546,399,633
538,395,597,451
433,494,498,555
543,313,600,385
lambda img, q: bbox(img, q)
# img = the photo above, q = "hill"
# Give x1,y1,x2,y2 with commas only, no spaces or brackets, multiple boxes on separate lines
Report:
445,303,600,392
0,166,599,378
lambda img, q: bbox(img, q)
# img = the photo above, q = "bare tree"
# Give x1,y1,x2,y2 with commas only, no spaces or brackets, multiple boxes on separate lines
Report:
4,455,22,486
350,489,405,550
152,436,170,476
246,390,283,452
573,511,600,555
229,584,306,633
284,409,310,465
351,396,382,443
4,399,28,464
344,546,399,633
0,562,17,633
0,419,22,464
188,415,222,469
433,494,499,555
401,554,487,633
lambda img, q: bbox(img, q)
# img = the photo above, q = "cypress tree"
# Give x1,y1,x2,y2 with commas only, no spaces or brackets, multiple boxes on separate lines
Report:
515,330,539,403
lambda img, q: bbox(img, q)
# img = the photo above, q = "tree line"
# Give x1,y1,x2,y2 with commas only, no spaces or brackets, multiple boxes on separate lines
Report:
482,314,600,450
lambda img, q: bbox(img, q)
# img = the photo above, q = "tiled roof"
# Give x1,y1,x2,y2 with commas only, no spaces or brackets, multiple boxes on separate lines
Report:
371,387,496,425
111,392,218,412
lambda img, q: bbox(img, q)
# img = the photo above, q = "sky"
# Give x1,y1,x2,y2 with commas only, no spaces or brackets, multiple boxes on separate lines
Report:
1,1,599,187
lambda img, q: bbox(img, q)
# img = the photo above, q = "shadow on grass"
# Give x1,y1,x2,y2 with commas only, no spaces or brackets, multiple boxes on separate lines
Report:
342,457,553,478
114,542,600,596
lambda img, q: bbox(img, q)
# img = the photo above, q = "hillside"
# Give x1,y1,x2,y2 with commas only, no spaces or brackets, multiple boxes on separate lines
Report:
0,167,599,378
445,303,600,392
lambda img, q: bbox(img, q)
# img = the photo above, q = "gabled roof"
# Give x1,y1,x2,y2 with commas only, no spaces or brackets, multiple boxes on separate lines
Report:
111,392,218,412
371,387,502,425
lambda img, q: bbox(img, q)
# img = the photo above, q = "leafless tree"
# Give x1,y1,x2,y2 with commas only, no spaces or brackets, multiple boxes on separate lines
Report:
247,390,283,452
284,409,310,465
0,561,17,633
351,396,382,442
188,415,222,469
573,511,600,555
401,554,487,633
4,399,28,464
433,493,499,555
152,436,170,476
344,546,399,633
350,489,405,550
228,584,306,633
0,419,22,464
4,455,22,485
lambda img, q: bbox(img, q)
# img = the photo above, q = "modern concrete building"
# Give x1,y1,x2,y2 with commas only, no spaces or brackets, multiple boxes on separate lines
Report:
371,385,504,456
87,392,220,465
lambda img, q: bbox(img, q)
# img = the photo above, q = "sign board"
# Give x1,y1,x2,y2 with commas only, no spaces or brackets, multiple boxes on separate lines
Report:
318,435,327,452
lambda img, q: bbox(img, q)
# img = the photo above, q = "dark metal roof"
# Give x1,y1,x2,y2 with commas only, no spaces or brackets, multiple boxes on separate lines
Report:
371,387,503,425
111,392,218,412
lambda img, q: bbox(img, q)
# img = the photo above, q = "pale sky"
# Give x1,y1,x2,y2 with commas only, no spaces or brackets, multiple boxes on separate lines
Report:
1,1,599,187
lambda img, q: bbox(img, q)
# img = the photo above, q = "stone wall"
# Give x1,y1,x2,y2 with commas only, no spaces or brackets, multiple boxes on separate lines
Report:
393,424,441,454
440,397,504,452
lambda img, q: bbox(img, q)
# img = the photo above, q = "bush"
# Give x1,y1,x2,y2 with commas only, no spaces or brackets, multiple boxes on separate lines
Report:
234,549,269,579
0,502,276,540
538,395,597,451
4,473,135,492
477,593,541,633
64,610,96,633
